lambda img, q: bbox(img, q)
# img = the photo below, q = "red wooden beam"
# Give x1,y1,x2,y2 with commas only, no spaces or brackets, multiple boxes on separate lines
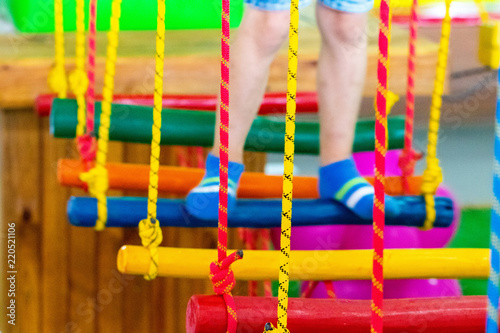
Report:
35,91,318,117
186,295,490,333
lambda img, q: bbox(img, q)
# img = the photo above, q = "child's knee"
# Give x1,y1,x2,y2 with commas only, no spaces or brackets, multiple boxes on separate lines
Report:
242,8,290,53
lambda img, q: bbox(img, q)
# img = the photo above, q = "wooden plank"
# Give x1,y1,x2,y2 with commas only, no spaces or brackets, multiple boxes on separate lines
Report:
121,143,154,333
68,185,97,333
95,228,128,333
122,228,151,333
95,141,126,333
2,109,43,333
0,23,441,109
40,121,71,332
66,140,128,332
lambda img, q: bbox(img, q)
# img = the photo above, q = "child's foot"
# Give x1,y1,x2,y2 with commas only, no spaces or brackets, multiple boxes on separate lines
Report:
319,157,400,220
186,153,244,220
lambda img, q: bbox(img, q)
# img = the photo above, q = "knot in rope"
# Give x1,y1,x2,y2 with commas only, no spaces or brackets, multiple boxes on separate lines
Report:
76,134,97,163
421,157,442,230
69,68,89,95
421,158,442,195
139,217,163,249
48,66,67,95
264,322,290,333
79,166,108,198
398,148,423,176
209,250,243,295
138,217,163,280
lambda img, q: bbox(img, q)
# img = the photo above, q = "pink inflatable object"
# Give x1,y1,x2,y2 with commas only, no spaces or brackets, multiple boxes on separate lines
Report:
270,149,461,299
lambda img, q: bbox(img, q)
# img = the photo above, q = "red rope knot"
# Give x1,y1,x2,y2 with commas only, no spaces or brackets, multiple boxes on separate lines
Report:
76,134,97,163
209,250,243,295
398,148,423,177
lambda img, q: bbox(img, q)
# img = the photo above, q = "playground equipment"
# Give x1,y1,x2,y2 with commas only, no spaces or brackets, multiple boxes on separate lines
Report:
36,0,500,331
477,0,500,69
50,98,406,153
56,158,423,197
66,196,454,228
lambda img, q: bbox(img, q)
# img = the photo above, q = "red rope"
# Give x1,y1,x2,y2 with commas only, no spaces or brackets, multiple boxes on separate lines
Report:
86,0,97,138
219,0,230,270
237,229,273,297
398,0,422,194
195,147,205,169
259,229,273,297
324,281,336,299
301,281,318,298
175,146,189,168
214,0,242,332
79,0,97,165
301,281,336,299
372,0,390,331
238,229,257,296
76,0,98,190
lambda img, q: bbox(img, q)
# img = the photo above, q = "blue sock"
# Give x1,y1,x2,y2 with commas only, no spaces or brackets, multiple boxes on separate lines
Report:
186,153,244,220
319,157,400,220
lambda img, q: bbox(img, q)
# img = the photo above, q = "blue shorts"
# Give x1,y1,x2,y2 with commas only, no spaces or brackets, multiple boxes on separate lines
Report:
244,0,373,13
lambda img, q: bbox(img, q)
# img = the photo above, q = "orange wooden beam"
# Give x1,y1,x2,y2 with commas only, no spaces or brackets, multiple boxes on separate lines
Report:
57,158,422,198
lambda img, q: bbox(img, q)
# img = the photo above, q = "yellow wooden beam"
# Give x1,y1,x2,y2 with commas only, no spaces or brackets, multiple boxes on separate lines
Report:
117,246,489,281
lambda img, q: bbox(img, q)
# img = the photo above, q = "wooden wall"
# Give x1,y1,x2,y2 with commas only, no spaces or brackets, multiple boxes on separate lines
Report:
1,109,266,332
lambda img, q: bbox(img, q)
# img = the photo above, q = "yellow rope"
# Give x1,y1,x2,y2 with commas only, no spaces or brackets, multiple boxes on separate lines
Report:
81,0,122,231
421,0,451,230
48,0,67,98
138,0,166,281
69,0,88,138
475,0,490,23
265,1,299,332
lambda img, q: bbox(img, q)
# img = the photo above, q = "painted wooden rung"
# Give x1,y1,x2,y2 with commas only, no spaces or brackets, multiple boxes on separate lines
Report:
186,295,492,333
57,158,424,198
67,195,454,228
117,246,488,280
479,21,500,69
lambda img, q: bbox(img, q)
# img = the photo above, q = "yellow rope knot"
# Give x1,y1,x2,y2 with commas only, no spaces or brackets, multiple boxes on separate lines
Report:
79,166,109,198
421,158,442,230
69,68,89,96
264,322,290,333
48,66,68,97
138,217,163,280
421,159,442,195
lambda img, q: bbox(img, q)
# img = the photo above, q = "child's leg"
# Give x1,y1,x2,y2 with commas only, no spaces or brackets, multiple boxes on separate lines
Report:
186,4,291,219
316,1,398,219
